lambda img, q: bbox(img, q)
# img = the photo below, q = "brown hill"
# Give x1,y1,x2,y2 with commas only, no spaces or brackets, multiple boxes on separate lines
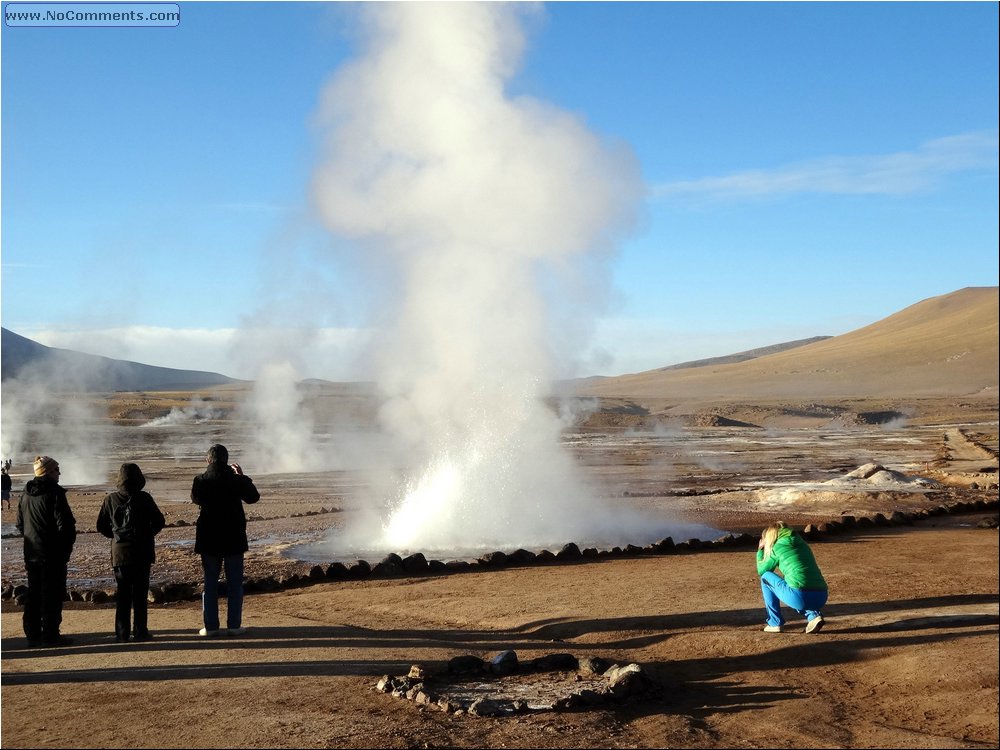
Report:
0,327,241,391
653,336,832,371
577,287,998,403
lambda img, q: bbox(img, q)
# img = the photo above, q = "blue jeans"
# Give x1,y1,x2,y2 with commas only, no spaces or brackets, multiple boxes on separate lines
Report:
760,571,827,627
201,554,244,631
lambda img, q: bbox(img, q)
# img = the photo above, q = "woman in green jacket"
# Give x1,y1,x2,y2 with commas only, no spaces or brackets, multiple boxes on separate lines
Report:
756,521,828,633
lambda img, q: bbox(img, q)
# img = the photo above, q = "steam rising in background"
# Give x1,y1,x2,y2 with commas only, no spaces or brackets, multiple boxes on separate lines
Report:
310,3,657,552
0,368,111,485
143,396,223,427
0,5,682,553
243,362,328,473
226,323,323,473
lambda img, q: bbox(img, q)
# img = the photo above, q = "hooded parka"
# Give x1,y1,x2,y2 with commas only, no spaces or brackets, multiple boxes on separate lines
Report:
16,475,76,564
97,490,166,566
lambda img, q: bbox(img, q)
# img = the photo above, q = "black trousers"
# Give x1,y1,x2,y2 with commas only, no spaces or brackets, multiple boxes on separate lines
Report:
23,560,68,642
113,564,152,638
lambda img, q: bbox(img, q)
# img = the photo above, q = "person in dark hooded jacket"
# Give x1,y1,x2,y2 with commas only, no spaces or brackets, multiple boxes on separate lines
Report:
16,455,77,647
191,444,260,636
97,463,166,642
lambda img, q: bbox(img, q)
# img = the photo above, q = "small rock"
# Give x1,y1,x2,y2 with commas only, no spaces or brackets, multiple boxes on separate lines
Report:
468,698,510,717
578,656,612,676
532,653,578,671
348,560,372,577
490,649,518,675
373,554,404,576
507,548,537,565
402,553,429,573
325,562,349,579
437,698,458,713
448,655,485,674
605,663,650,697
479,551,508,568
652,536,675,552
556,543,582,560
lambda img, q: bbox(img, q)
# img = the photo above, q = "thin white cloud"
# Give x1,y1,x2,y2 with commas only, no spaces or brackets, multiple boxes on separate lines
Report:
653,131,999,201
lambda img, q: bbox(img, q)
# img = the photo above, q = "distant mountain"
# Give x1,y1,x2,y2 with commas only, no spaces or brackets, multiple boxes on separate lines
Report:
5,286,996,400
654,336,832,371
576,287,999,400
1,328,241,391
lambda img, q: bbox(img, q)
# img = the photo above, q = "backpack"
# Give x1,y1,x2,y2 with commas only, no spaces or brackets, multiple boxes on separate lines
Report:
111,498,137,544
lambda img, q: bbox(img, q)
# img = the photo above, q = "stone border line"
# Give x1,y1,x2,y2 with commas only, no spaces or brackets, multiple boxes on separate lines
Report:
2,498,996,605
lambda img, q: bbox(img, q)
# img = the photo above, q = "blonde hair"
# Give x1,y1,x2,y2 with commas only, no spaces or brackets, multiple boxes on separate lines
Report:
760,521,789,560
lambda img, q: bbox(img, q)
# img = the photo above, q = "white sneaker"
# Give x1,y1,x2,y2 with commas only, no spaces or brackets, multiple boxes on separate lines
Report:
198,628,221,637
762,624,783,633
805,616,825,634
227,627,248,636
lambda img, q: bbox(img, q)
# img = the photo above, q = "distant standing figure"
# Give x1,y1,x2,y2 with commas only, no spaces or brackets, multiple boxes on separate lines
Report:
97,463,166,642
2,459,12,510
16,455,77,647
191,444,260,636
756,521,828,633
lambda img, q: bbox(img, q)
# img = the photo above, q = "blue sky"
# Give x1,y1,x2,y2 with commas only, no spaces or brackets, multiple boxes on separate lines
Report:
2,1,998,380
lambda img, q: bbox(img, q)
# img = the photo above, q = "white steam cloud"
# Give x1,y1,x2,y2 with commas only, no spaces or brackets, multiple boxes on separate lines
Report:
241,361,321,473
1,369,111,486
142,397,223,427
311,3,656,554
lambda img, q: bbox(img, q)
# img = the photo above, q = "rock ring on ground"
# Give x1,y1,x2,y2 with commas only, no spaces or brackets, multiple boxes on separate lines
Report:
375,651,656,716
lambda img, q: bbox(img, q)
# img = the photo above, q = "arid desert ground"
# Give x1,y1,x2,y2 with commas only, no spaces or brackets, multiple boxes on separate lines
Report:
1,386,997,749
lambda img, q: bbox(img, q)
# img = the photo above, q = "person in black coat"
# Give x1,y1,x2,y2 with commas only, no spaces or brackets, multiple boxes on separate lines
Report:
97,463,166,642
16,455,77,647
191,444,260,636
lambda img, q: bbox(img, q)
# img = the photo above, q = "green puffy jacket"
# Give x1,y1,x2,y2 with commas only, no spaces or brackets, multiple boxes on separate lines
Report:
756,527,828,590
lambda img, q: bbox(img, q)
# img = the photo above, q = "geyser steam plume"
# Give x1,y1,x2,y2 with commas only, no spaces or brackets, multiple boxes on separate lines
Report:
314,4,649,552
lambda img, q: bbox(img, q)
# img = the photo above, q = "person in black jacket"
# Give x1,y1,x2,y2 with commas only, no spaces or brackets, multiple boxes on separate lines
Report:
16,455,77,647
97,463,166,642
191,444,260,636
